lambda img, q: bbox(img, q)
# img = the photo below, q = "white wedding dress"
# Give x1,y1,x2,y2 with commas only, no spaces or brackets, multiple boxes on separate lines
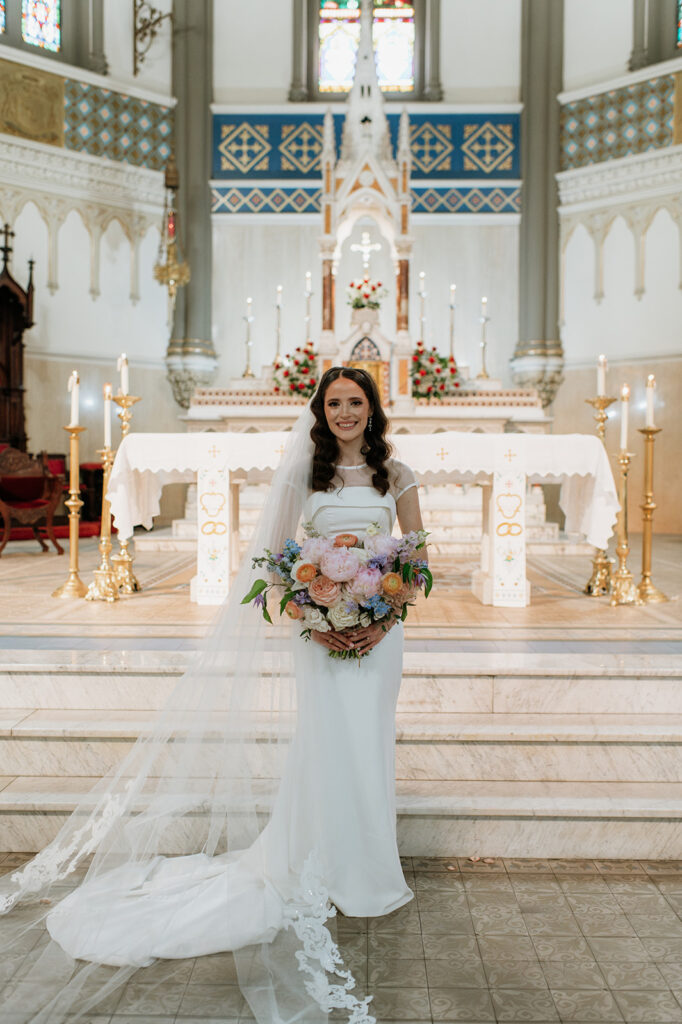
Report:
45,465,416,975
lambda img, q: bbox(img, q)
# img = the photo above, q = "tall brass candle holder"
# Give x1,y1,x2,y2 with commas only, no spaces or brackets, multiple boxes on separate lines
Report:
112,393,142,593
637,426,668,604
85,446,118,602
610,449,641,606
52,425,88,599
583,394,616,596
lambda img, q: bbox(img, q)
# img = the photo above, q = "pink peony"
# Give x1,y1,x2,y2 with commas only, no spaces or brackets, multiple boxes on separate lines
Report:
320,546,360,582
345,566,382,602
364,534,400,561
308,575,341,607
300,536,333,565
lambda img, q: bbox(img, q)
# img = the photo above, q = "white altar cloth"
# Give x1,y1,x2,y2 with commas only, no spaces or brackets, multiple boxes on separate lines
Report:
107,431,619,606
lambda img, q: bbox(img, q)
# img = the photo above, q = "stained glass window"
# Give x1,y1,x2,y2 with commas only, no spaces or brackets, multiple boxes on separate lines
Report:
0,1,5,34
677,0,682,47
318,0,415,94
22,0,61,52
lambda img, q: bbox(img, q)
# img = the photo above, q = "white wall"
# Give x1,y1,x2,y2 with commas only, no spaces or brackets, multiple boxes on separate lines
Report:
562,208,682,367
104,0,173,96
563,0,633,91
213,0,292,104
441,0,521,103
212,217,519,386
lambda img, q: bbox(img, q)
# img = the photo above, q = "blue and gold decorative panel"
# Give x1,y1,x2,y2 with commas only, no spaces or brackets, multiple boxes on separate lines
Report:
211,186,322,214
560,74,674,170
411,186,520,214
210,184,521,215
212,111,520,181
64,79,173,171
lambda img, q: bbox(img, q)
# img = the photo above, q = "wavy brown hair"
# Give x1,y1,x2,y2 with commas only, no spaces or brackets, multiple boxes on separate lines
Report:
310,366,392,495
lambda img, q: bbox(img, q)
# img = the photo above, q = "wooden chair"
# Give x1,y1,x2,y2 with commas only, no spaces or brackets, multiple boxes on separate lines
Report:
0,446,64,556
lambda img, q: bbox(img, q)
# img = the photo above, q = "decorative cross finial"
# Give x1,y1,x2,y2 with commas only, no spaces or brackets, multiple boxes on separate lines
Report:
350,230,382,271
1,223,14,269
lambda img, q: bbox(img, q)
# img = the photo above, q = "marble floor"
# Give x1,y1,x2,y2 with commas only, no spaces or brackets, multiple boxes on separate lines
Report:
2,854,682,1023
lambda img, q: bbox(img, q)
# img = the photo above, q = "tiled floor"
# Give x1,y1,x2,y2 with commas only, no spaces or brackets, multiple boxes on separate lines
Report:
2,855,682,1022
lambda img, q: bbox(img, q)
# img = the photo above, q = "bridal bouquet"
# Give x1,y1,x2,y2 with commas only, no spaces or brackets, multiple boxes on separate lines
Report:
242,525,432,658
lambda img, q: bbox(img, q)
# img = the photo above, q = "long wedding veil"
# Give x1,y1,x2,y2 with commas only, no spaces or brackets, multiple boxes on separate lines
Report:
0,404,375,1024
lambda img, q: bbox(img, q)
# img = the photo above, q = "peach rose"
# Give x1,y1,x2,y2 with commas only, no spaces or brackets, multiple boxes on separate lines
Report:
334,533,358,548
308,574,341,607
381,572,403,596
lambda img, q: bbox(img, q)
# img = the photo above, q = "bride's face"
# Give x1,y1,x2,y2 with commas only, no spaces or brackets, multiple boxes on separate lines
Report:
323,377,371,445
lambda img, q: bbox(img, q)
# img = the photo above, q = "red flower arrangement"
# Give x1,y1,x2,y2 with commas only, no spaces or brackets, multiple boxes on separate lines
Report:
410,340,461,401
273,340,318,399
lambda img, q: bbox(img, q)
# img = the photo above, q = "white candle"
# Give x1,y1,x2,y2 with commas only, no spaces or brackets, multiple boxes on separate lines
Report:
103,383,112,448
481,296,488,319
645,374,656,428
419,271,426,295
597,354,607,397
620,383,630,451
305,271,312,295
68,371,79,427
117,354,129,395
246,296,253,317
449,283,456,307
276,284,283,308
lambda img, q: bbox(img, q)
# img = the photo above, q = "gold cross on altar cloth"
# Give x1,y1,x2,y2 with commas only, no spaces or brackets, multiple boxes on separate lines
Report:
436,447,448,461
504,449,517,463
274,445,285,457
208,445,220,459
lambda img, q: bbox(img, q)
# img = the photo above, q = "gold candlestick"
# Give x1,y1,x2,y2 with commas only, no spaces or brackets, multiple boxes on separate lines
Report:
637,426,668,604
583,395,616,596
112,394,142,593
610,450,641,606
52,425,88,599
85,446,119,602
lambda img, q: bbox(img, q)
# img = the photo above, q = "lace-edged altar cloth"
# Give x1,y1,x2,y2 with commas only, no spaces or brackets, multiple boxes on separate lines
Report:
107,430,619,606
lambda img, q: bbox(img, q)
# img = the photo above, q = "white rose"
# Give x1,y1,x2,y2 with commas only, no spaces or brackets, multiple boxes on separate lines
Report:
303,606,330,632
327,600,360,631
359,611,372,627
352,547,370,564
365,522,381,537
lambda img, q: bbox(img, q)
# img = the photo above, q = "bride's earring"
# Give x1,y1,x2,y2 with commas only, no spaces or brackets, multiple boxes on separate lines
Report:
367,415,373,432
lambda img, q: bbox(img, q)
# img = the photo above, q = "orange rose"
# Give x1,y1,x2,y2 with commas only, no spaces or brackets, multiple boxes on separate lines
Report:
334,533,359,548
285,601,303,620
382,572,403,596
308,575,341,607
294,562,318,583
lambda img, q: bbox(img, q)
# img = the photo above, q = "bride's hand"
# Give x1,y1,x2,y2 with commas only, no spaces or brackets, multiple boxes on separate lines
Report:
311,628,356,653
346,619,395,656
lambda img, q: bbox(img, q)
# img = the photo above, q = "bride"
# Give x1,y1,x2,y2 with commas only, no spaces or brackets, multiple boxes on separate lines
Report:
0,366,426,1024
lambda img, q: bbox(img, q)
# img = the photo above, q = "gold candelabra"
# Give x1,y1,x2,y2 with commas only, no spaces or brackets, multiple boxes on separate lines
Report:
637,426,668,604
610,449,642,606
52,425,88,599
583,395,616,596
112,394,142,593
85,446,119,602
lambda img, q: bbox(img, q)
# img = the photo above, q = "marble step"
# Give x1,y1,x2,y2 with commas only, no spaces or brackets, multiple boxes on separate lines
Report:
1,652,680,715
2,711,682,784
1,777,680,857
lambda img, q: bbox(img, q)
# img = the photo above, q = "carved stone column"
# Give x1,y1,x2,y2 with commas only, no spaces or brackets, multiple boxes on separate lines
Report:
423,0,444,101
166,0,217,409
322,259,335,333
510,0,564,409
628,0,648,71
289,0,309,101
396,259,409,334
646,0,679,65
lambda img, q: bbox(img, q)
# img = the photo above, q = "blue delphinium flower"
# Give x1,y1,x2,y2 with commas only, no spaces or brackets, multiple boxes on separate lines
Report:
363,593,391,617
293,590,311,605
367,556,387,571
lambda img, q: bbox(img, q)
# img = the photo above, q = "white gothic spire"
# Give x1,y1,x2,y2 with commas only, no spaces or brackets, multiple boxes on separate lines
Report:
340,0,393,165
